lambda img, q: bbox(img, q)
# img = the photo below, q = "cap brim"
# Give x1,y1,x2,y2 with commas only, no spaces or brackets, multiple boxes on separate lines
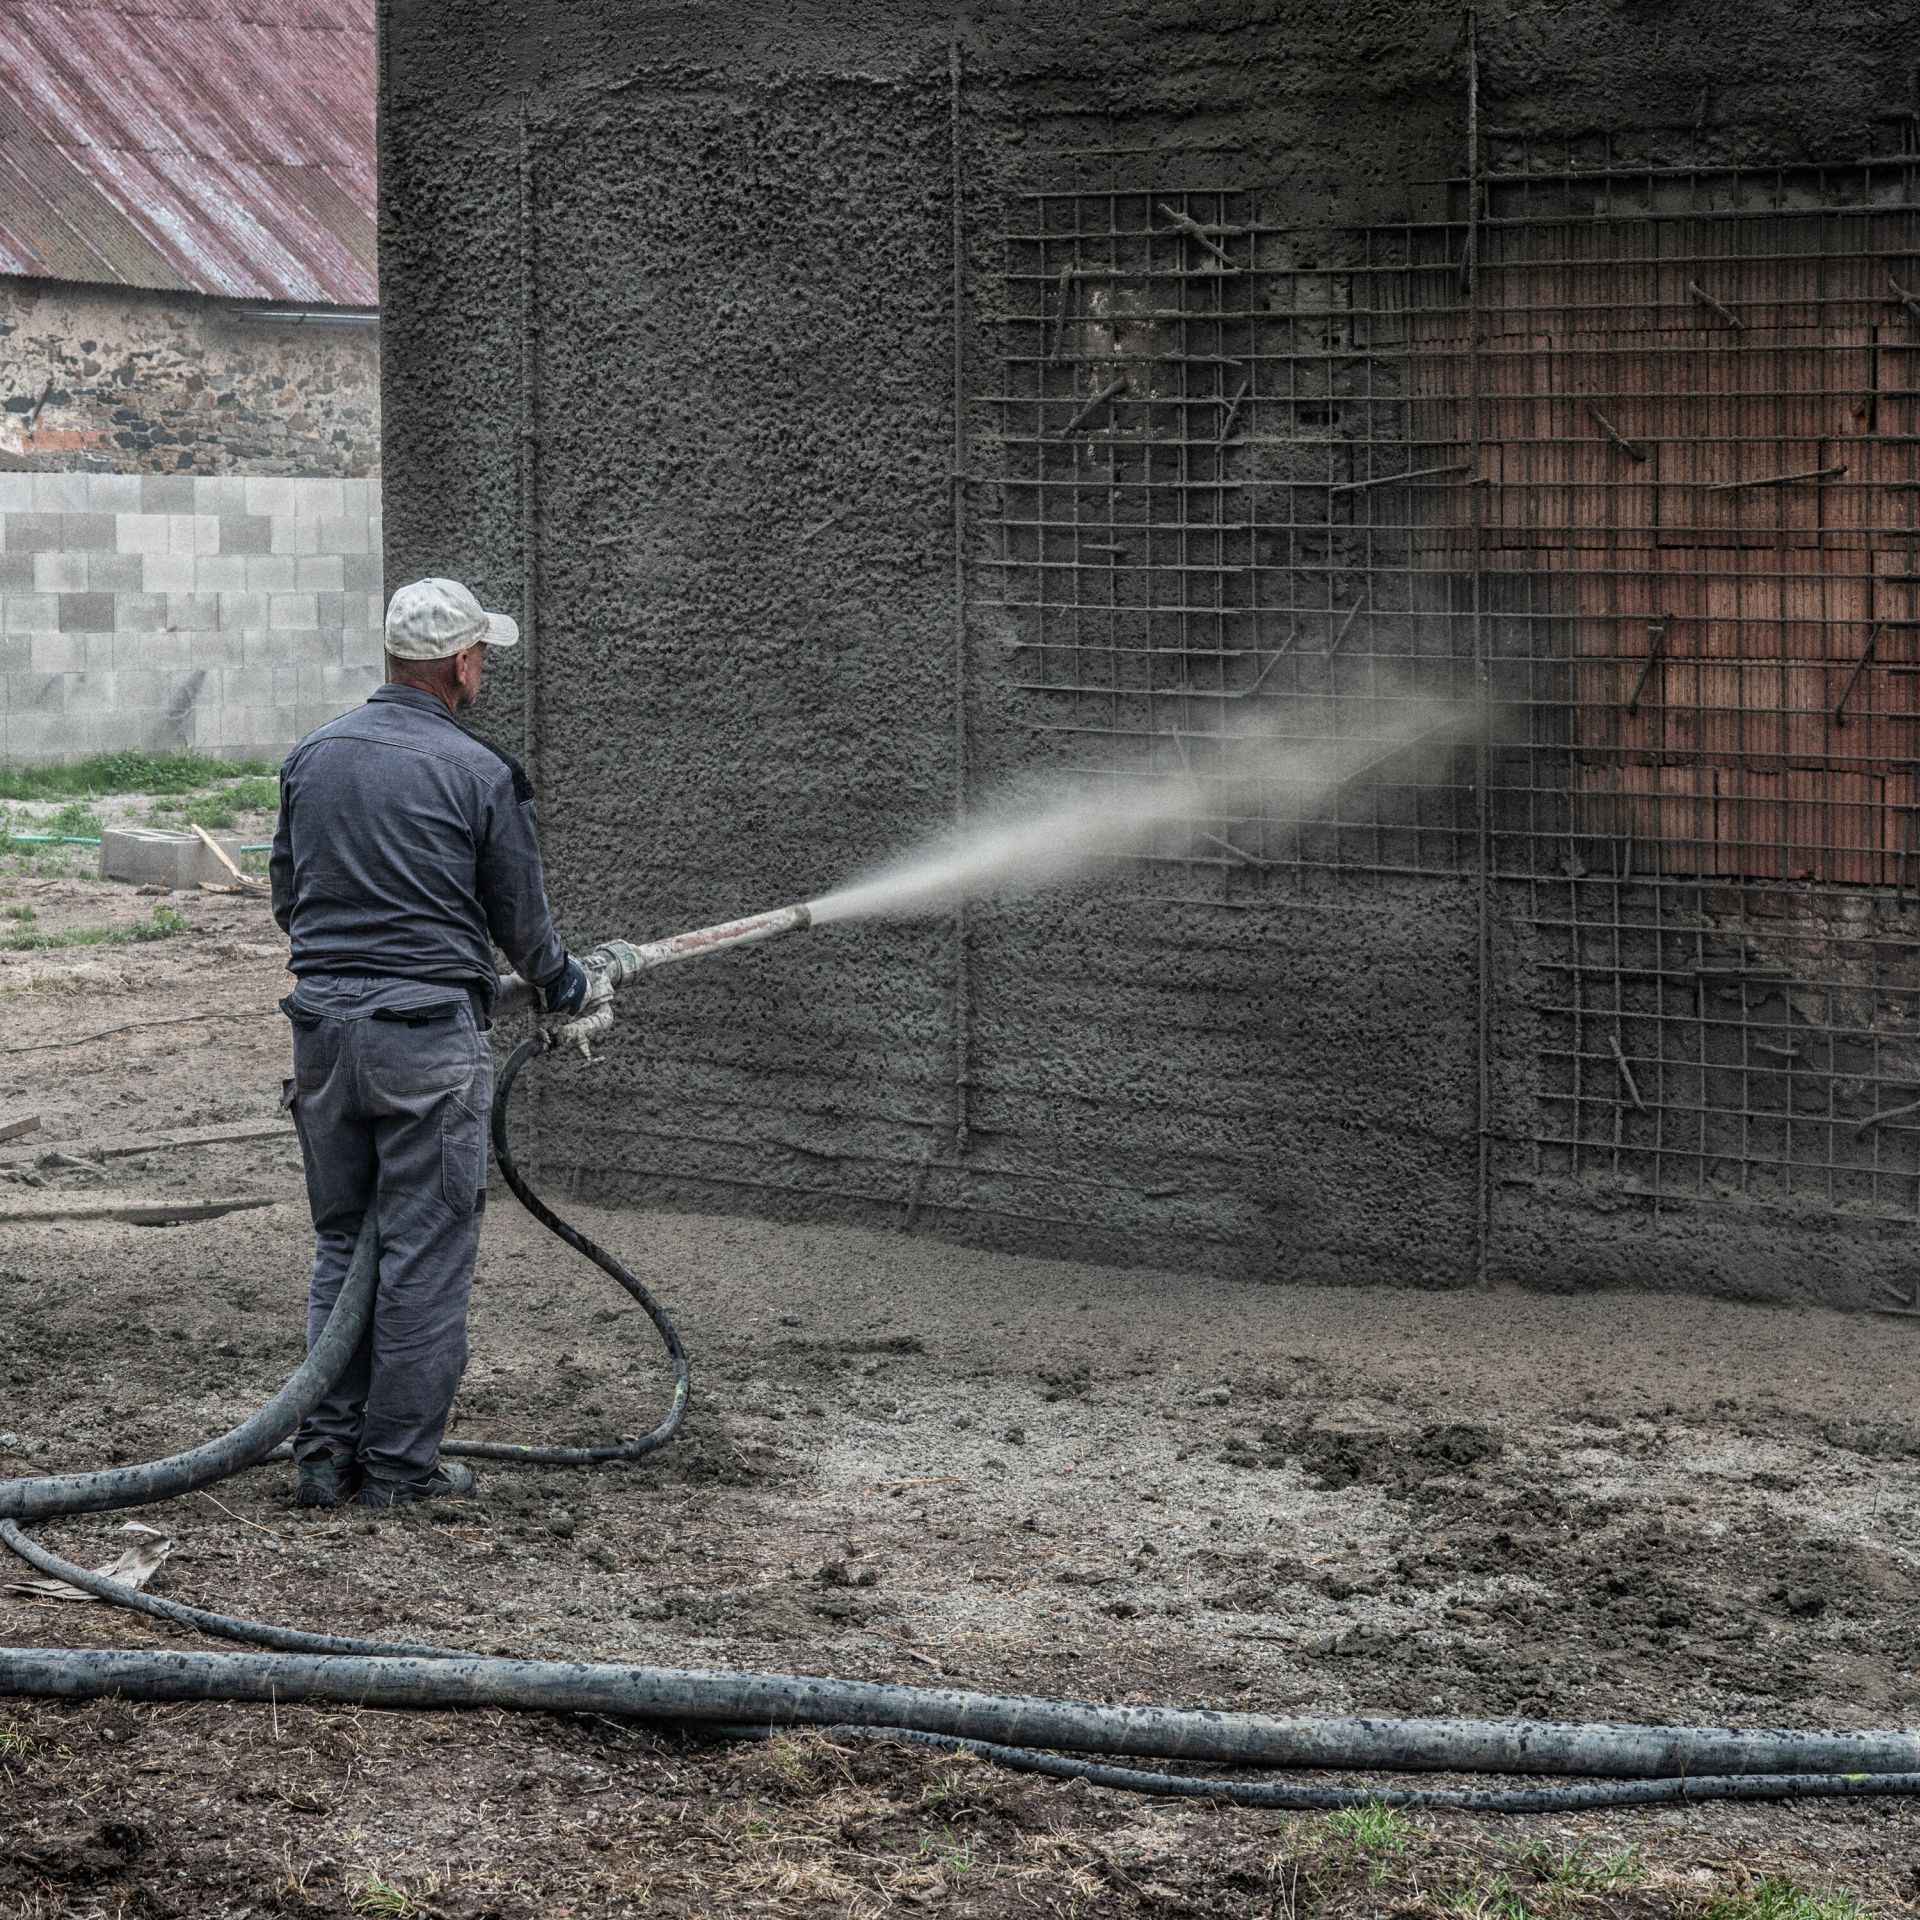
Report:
481,611,519,648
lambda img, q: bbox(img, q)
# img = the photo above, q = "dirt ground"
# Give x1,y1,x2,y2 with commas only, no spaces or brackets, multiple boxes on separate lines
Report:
4,871,1920,1917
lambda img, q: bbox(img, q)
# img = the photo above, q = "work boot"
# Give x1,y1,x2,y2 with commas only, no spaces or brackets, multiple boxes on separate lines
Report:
293,1449,360,1510
358,1461,477,1510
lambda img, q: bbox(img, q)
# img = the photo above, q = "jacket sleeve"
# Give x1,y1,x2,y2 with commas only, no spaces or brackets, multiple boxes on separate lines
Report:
475,766,568,992
269,757,296,935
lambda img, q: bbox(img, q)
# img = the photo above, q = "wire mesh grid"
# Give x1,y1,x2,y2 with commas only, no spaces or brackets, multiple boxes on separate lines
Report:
984,127,1920,1219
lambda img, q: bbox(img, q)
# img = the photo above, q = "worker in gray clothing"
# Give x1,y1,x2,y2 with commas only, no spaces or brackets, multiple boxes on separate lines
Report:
269,576,591,1511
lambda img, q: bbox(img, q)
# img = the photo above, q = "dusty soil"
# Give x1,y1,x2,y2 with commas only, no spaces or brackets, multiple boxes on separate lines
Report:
3,873,1920,1916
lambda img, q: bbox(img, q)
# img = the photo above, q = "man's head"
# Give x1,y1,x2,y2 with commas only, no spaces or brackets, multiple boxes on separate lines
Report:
382,578,519,712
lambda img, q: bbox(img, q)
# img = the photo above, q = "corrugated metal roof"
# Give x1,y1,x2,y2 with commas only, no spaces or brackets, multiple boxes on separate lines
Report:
0,0,375,306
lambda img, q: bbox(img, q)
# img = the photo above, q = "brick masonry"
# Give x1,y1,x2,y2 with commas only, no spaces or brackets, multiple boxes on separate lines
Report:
0,470,382,762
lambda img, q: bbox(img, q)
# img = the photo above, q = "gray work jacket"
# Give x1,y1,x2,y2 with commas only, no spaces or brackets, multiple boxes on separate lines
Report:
270,685,568,1011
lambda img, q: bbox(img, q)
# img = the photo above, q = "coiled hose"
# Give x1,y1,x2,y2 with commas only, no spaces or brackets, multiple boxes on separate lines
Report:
3,1029,1919,1814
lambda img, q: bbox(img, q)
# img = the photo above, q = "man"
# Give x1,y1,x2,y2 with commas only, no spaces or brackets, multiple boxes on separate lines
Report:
270,577,590,1510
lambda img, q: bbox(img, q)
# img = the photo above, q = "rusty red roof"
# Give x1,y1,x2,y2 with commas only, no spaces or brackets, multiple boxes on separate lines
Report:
0,0,375,306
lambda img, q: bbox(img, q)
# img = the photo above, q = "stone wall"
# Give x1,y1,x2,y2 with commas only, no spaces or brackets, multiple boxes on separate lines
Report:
0,279,379,478
0,469,381,763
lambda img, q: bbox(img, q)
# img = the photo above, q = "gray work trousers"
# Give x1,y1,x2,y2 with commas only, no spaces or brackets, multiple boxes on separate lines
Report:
284,990,492,1485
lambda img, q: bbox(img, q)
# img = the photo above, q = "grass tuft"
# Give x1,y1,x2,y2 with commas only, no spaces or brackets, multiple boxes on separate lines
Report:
348,1874,433,1918
1703,1876,1871,1920
0,750,277,801
1,905,189,952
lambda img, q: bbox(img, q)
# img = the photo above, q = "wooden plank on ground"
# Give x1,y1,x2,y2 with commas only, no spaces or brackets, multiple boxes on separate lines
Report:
0,1115,40,1145
86,1121,292,1160
0,1195,277,1225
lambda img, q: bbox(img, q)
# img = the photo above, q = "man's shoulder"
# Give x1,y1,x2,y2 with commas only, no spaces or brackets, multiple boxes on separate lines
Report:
286,698,528,798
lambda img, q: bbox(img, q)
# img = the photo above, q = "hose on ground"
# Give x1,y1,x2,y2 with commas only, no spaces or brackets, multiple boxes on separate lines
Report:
717,1724,1920,1813
444,1033,690,1466
0,1217,379,1525
3,1022,1920,1815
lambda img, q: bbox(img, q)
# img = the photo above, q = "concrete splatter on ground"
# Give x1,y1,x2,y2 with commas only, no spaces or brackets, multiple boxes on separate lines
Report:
1,874,1919,1915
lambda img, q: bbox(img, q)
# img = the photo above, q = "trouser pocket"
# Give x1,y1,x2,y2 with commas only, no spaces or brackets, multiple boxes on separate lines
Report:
440,1084,490,1218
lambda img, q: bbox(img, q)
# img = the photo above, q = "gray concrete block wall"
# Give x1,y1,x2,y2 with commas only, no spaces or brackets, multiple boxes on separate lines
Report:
0,471,382,763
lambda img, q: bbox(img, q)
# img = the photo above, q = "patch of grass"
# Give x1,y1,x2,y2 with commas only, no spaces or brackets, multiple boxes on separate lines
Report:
44,800,103,838
0,905,188,952
1703,1875,1871,1920
348,1875,432,1919
1322,1800,1414,1852
0,1720,34,1763
1320,1801,1415,1885
5,904,34,923
148,771,281,833
0,750,277,801
131,905,190,941
1441,1872,1541,1920
1513,1838,1646,1892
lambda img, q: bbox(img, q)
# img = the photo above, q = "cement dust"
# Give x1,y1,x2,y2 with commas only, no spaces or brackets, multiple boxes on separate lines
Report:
807,699,1472,925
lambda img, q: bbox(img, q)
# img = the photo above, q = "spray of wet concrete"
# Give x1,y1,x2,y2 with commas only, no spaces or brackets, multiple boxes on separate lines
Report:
379,1,1917,1305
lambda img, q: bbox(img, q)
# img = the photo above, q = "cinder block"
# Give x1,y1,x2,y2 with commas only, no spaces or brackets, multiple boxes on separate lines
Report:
246,556,297,592
169,591,220,629
244,477,296,517
6,708,69,760
85,474,143,512
0,635,28,675
60,512,117,551
185,629,240,669
0,474,34,513
341,551,383,595
3,593,58,633
86,553,143,592
342,625,383,669
82,633,114,669
217,589,268,629
100,826,245,891
297,554,344,591
141,552,197,594
117,629,192,671
270,592,318,629
196,554,248,592
317,514,371,555
58,590,115,632
31,551,87,593
239,629,282,667
8,670,64,712
292,478,346,519
219,514,273,555
196,477,246,514
4,513,64,552
64,670,119,712
140,474,196,514
113,592,170,631
30,474,88,512
30,633,86,672
117,511,173,554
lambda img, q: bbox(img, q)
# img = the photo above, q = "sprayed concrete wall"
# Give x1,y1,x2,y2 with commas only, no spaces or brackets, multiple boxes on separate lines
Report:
381,1,1920,1306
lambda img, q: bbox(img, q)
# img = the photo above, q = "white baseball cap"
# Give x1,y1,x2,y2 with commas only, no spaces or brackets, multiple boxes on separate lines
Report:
384,577,520,661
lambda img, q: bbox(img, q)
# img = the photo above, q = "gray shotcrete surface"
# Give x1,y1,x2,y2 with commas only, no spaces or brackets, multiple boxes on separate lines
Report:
380,0,1917,1305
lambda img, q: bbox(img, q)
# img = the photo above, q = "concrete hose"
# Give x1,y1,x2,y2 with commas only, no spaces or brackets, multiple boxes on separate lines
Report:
3,1042,1919,1811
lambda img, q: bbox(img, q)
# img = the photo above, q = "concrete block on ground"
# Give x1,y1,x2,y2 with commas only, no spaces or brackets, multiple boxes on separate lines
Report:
100,826,244,891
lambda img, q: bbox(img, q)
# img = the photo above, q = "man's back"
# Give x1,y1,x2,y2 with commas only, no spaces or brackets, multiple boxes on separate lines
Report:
271,684,565,1003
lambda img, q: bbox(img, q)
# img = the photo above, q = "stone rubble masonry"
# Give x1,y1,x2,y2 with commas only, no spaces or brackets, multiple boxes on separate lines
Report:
0,279,379,478
0,470,382,762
